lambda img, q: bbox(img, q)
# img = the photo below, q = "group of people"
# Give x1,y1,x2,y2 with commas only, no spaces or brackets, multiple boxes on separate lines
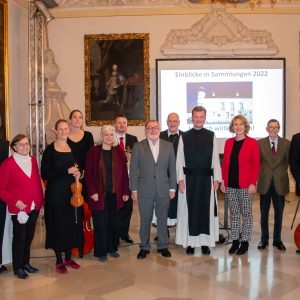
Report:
0,106,299,280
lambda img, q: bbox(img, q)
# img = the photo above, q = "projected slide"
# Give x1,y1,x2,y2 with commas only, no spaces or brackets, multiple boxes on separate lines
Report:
156,59,285,140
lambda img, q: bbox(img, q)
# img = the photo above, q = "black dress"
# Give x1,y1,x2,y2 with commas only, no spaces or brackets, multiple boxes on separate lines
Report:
67,131,94,173
67,131,94,200
41,143,84,251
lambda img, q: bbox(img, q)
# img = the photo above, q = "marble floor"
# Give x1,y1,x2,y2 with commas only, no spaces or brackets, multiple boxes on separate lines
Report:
1,193,300,300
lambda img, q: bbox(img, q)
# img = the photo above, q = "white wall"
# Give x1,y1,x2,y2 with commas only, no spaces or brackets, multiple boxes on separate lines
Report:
8,0,28,139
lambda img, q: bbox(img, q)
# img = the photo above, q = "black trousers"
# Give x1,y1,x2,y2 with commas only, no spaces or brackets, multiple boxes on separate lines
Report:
118,197,133,239
0,199,7,265
260,180,285,243
92,193,118,257
11,210,39,271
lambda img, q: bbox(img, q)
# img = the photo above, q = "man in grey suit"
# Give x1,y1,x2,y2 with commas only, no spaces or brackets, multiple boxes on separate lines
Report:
130,120,176,259
257,119,290,251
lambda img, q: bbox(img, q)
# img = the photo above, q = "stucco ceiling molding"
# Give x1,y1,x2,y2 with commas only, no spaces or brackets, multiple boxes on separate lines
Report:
160,8,279,56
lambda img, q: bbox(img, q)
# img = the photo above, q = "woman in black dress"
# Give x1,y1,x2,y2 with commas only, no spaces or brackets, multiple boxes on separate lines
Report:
67,110,94,176
67,110,94,257
41,119,83,274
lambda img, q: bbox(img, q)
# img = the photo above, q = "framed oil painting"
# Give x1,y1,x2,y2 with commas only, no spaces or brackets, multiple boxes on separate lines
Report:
84,33,150,126
0,0,8,139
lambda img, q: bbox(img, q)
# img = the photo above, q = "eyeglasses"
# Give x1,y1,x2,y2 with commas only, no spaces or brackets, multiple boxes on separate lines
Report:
16,142,30,147
268,126,279,130
146,126,160,131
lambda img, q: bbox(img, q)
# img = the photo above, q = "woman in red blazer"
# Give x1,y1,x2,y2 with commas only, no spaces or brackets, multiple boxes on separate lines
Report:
0,134,44,279
85,125,129,262
221,115,260,255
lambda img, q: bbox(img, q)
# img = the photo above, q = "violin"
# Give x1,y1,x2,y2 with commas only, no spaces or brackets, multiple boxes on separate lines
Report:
71,163,94,256
70,164,84,208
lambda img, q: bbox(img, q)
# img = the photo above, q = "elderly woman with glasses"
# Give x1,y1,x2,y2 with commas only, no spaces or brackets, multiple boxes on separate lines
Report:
0,134,44,279
85,125,129,262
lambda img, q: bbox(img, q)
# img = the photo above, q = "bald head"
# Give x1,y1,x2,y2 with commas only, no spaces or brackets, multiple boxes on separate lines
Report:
167,113,180,134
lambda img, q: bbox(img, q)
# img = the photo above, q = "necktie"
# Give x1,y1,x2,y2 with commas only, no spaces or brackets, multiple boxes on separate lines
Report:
271,141,276,156
119,136,125,151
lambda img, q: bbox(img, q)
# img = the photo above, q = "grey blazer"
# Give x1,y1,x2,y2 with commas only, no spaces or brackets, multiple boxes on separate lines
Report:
129,138,176,199
257,136,290,196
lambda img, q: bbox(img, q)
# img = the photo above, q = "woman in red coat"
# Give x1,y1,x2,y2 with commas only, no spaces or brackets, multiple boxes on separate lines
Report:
221,115,260,255
85,125,130,262
0,134,44,279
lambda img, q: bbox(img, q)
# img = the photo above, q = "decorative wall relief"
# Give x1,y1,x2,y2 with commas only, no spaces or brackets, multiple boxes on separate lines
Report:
161,8,279,56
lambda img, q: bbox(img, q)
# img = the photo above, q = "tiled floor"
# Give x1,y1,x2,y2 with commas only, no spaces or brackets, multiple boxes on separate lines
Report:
1,193,300,299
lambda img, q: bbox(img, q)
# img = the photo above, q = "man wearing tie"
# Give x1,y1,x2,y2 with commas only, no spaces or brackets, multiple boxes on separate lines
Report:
130,120,176,259
257,119,290,251
115,115,138,244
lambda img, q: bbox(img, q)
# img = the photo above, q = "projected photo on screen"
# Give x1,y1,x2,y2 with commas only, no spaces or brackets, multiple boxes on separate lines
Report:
186,82,253,135
156,58,285,144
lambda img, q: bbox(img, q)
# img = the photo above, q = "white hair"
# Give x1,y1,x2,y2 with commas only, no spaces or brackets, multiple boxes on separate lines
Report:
99,125,118,147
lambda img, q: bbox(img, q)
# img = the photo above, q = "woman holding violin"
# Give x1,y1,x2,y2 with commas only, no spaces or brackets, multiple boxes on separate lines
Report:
85,125,130,262
0,134,44,279
67,110,94,257
41,119,83,274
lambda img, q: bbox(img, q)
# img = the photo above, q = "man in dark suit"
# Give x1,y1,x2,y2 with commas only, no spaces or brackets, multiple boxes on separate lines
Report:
130,120,176,259
290,131,300,254
153,113,182,239
257,119,290,251
0,137,9,273
115,115,138,244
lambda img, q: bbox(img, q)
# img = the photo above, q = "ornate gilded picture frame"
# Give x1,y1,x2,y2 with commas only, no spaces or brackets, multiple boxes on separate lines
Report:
0,0,8,139
84,33,150,126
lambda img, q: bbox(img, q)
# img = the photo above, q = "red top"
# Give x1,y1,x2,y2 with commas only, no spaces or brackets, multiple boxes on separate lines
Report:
0,156,44,214
222,136,260,188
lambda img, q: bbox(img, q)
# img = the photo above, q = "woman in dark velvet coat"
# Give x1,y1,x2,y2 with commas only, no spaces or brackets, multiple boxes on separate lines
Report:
85,125,129,262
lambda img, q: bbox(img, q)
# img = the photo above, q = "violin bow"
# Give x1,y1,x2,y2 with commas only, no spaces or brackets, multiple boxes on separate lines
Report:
291,197,300,230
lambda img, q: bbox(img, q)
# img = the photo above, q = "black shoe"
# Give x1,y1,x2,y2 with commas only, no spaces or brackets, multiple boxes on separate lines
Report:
98,256,108,262
273,241,286,251
121,235,134,244
186,246,195,255
108,252,120,258
14,269,28,279
216,234,226,244
137,249,150,259
157,248,171,257
236,241,249,255
229,240,240,254
23,264,39,273
0,265,8,273
201,246,211,255
257,241,269,250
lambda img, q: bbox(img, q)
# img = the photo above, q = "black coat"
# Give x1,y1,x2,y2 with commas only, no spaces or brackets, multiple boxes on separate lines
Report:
289,133,300,196
0,139,9,165
124,133,138,150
